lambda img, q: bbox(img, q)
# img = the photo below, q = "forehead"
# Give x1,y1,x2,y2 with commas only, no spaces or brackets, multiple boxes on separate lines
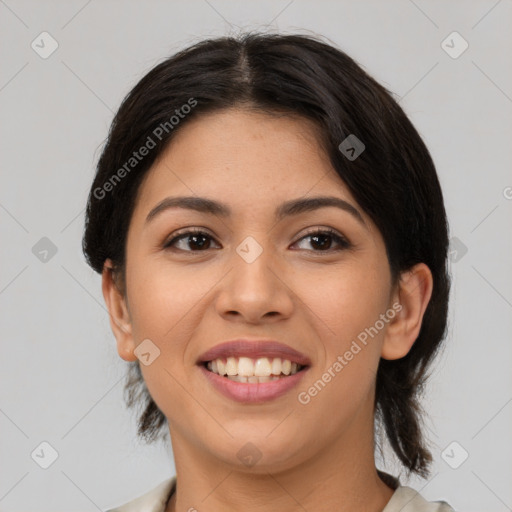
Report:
133,108,361,220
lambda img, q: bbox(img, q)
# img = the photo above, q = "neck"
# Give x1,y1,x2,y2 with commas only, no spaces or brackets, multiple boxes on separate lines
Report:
164,404,395,512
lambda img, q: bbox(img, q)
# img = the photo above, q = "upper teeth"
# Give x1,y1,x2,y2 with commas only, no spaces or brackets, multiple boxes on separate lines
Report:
206,357,302,377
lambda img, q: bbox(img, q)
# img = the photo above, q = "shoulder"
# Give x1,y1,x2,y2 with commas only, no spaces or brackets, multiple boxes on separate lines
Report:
103,473,455,512
378,471,454,512
104,476,176,512
384,485,455,512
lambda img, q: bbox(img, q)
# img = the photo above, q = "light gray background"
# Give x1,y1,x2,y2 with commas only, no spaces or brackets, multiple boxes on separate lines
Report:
1,1,511,510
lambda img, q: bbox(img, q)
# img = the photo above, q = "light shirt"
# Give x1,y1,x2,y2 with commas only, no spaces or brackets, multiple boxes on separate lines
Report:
105,470,454,512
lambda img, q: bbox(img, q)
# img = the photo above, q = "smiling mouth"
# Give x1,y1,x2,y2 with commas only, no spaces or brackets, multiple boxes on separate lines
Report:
202,356,307,383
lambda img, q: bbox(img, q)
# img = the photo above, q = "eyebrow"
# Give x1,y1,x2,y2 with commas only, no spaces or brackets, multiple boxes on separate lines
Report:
145,195,367,228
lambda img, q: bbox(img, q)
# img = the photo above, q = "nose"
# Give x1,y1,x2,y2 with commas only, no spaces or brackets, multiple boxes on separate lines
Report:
215,241,294,324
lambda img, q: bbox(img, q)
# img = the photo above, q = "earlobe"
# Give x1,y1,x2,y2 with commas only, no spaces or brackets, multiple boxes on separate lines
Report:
101,259,138,362
381,263,433,360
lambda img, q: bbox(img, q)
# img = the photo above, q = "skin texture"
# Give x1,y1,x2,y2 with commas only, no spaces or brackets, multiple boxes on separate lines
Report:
102,108,433,512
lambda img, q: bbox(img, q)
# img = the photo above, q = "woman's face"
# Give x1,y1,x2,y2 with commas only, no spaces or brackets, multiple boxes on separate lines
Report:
108,108,402,472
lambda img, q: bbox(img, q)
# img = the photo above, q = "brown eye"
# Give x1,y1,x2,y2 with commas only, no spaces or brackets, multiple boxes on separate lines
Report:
163,227,351,254
293,229,351,252
163,229,219,252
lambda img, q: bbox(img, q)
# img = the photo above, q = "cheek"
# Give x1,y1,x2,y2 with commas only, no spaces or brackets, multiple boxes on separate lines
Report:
128,260,209,423
296,258,390,409
304,260,391,346
293,265,389,430
126,257,209,342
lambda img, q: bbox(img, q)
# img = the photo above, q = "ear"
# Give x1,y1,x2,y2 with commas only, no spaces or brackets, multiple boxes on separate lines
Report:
102,259,137,362
381,263,433,360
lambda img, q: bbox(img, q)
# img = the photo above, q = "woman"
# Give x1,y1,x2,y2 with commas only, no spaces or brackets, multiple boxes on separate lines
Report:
83,32,455,511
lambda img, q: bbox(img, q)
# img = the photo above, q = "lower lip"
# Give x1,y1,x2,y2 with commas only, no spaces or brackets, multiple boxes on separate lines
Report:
198,364,309,403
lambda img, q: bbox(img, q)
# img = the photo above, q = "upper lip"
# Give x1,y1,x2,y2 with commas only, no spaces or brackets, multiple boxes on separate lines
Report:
197,339,312,366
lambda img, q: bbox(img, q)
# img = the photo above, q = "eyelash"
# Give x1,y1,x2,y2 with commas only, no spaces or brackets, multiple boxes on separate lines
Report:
162,227,352,254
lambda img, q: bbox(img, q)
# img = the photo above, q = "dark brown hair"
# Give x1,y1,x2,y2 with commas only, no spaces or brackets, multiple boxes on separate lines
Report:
82,32,450,479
